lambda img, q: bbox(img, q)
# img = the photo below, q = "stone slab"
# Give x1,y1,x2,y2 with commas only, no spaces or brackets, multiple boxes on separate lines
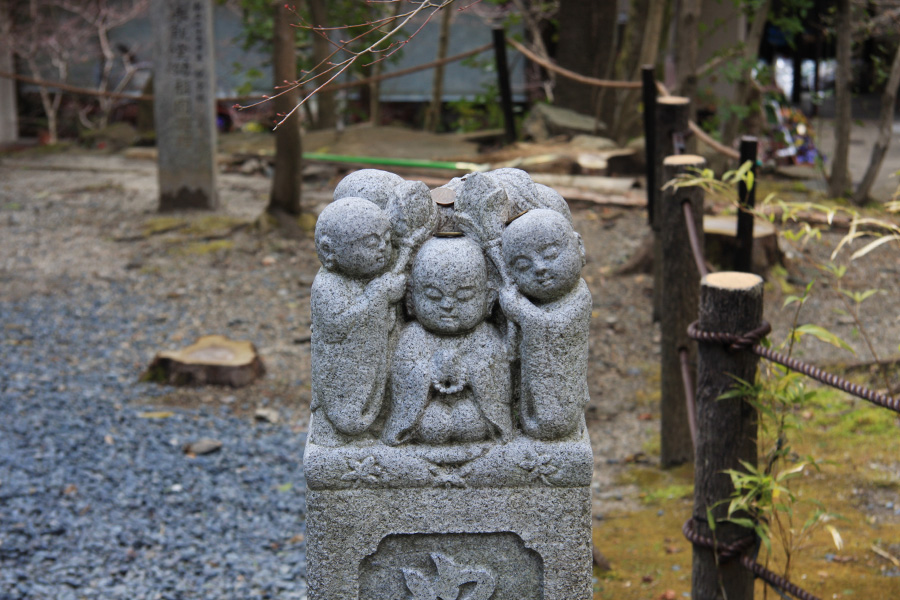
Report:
304,415,593,491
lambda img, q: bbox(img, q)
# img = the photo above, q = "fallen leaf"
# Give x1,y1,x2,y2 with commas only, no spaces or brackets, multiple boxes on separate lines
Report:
659,591,677,600
104,435,114,445
288,533,305,544
638,413,654,421
642,574,654,583
62,484,78,496
138,411,175,419
831,555,855,564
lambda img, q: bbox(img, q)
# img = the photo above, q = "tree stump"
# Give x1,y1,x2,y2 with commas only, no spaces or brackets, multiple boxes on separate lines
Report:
703,215,783,275
142,335,265,387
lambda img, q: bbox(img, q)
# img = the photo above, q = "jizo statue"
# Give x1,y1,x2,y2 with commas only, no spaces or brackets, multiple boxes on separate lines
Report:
304,168,595,600
309,169,591,447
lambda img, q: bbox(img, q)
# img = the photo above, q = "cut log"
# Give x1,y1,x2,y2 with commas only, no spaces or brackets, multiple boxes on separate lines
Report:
142,335,265,387
703,215,783,274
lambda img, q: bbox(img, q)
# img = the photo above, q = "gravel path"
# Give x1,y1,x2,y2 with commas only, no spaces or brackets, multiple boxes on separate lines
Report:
1,281,308,600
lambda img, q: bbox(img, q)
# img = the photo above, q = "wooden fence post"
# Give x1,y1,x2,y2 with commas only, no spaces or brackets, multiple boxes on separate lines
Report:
652,96,691,322
735,136,758,273
691,271,763,600
492,27,517,145
642,65,657,228
660,154,705,467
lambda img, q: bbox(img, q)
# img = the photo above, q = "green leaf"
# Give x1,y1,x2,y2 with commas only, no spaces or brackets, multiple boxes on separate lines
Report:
727,517,757,530
793,324,855,353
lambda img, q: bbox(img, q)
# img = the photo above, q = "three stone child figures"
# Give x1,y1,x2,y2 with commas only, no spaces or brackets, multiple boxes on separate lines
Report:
310,168,591,449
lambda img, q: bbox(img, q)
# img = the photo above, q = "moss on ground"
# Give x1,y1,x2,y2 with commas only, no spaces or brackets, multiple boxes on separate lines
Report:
168,240,234,256
593,387,900,599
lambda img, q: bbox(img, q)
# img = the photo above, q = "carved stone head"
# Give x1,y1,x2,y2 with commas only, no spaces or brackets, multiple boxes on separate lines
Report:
315,197,392,279
410,237,490,335
332,168,404,209
502,209,585,303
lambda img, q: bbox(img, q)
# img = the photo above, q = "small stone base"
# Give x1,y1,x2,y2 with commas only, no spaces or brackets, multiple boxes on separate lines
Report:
303,423,593,599
306,486,591,599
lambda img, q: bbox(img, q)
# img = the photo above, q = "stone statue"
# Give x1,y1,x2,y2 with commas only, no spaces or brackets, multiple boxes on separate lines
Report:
500,209,591,440
381,236,512,446
333,168,404,209
310,197,406,446
304,170,595,600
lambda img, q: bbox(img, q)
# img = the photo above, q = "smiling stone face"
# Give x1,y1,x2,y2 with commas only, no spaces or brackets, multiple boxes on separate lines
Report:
502,209,584,303
411,237,488,334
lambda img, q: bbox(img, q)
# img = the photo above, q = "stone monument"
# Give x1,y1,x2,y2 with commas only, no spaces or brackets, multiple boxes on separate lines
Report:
304,169,594,599
150,0,218,211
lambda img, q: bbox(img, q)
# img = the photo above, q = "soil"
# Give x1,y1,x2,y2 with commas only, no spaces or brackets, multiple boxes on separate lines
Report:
2,143,899,527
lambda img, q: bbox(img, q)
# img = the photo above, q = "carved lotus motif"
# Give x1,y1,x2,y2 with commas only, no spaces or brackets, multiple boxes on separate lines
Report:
402,552,496,600
518,450,559,485
340,455,382,487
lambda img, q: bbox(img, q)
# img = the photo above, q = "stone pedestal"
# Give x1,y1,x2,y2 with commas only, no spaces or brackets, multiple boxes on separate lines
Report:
303,417,593,600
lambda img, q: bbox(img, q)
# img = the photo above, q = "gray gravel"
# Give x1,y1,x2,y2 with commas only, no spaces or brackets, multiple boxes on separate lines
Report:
1,281,308,600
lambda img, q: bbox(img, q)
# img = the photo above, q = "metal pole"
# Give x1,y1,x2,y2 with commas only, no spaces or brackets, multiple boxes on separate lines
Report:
735,136,758,273
492,27,517,145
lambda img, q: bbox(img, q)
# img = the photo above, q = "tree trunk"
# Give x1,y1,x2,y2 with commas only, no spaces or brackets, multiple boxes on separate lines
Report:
554,0,617,116
308,0,335,130
851,40,900,205
268,0,303,216
423,6,451,132
829,0,853,198
719,0,772,151
674,0,701,117
368,0,403,126
609,0,667,142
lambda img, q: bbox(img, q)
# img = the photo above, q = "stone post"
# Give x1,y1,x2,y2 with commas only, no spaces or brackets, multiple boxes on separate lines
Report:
150,0,218,211
0,0,18,145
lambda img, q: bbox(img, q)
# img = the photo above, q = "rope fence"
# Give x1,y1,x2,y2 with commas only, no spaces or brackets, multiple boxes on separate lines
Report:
0,37,741,160
667,166,899,599
679,201,900,415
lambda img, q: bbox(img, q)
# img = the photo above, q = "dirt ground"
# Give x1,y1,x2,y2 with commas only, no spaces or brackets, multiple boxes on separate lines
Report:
2,138,900,597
